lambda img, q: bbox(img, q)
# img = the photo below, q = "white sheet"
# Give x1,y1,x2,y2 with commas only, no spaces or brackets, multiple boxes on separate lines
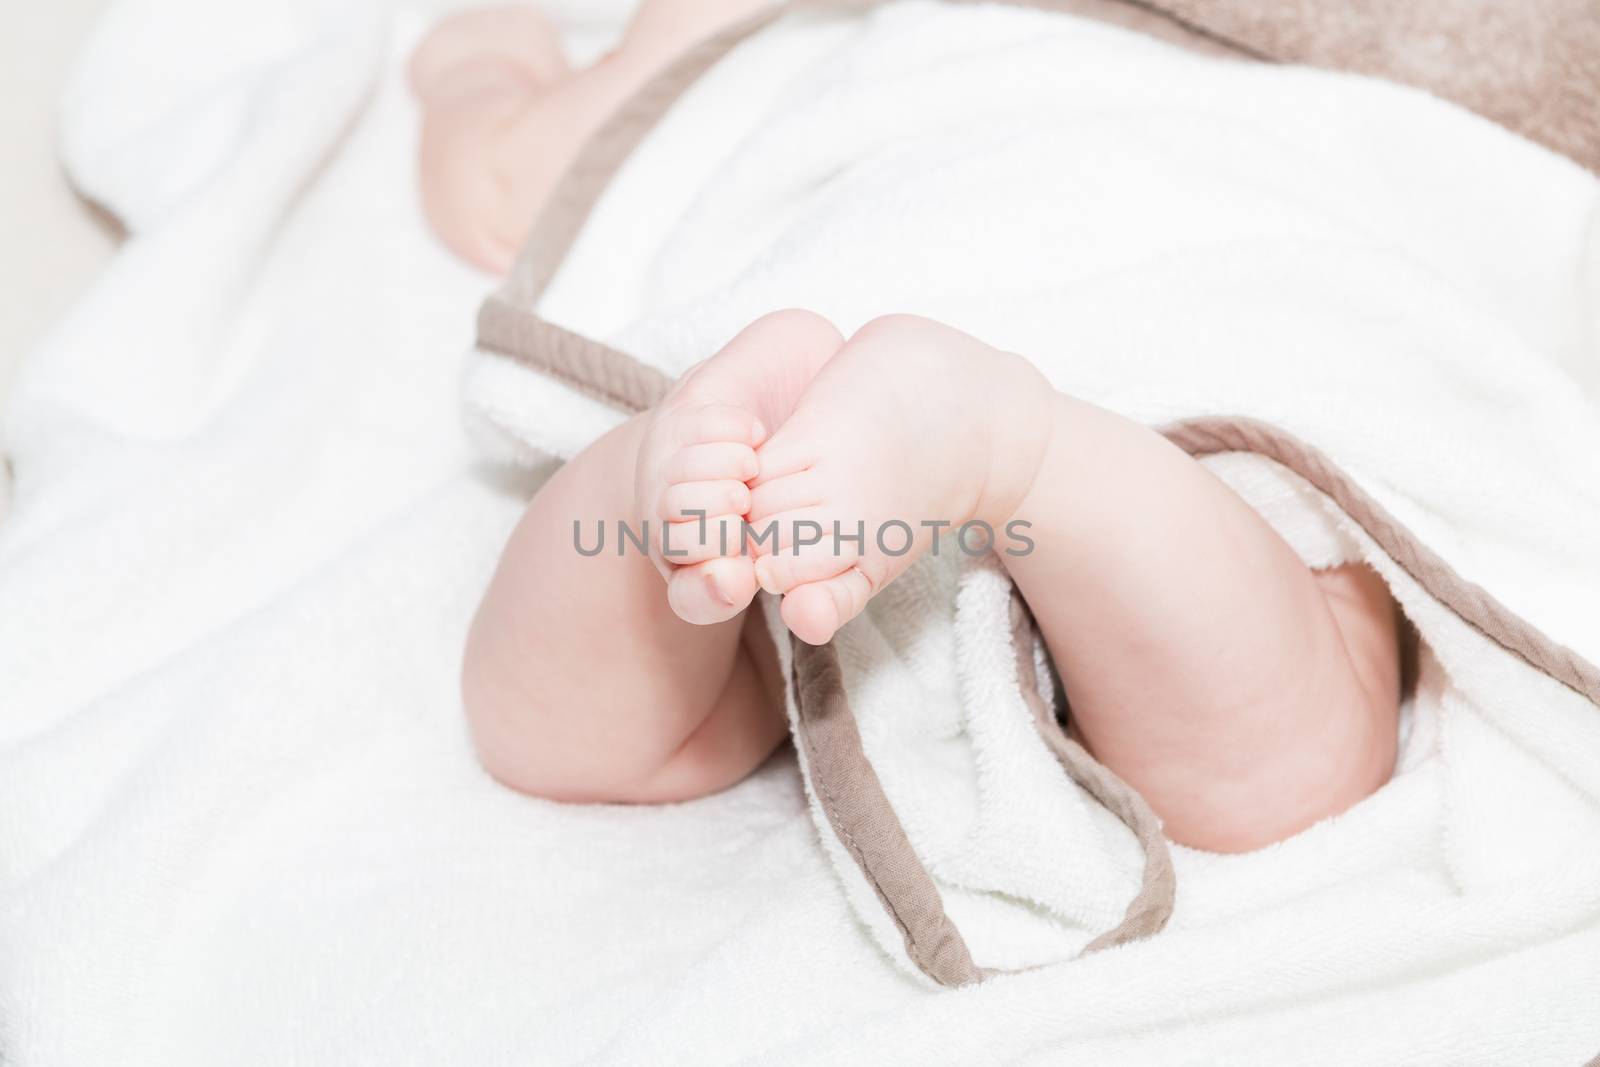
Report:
4,1,1600,1064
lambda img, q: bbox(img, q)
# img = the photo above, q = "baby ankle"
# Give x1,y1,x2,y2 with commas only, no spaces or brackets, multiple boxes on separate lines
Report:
974,351,1056,527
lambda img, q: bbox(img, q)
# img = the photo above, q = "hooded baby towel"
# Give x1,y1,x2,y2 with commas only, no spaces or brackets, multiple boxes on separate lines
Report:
463,0,1600,1009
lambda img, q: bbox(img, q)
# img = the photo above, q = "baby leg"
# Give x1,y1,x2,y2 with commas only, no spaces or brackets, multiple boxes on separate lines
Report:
462,311,842,803
1001,400,1402,852
749,315,1400,851
462,413,782,804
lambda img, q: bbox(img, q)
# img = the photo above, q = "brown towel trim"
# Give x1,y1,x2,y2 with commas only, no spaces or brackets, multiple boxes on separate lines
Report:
788,590,1182,988
1162,418,1600,706
477,304,674,413
791,640,987,987
1010,593,1178,952
469,0,1600,986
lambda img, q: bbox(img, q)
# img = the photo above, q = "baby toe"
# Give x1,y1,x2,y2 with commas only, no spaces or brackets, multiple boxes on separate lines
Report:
741,505,832,559
747,471,821,526
659,480,751,524
667,558,758,625
670,404,767,448
659,514,748,565
753,541,858,596
780,568,872,645
667,442,759,484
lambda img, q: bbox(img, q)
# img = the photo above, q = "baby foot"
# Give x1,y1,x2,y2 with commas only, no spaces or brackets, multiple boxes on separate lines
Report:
747,315,1052,645
412,8,574,271
410,7,570,103
635,310,845,625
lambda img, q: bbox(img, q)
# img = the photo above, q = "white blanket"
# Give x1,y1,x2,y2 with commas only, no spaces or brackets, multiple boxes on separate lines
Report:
5,1,1600,1064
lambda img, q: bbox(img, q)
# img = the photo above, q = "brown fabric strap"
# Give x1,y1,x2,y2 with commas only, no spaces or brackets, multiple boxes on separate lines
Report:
1010,593,1177,952
792,641,986,987
1163,417,1600,707
788,590,1180,988
477,306,673,412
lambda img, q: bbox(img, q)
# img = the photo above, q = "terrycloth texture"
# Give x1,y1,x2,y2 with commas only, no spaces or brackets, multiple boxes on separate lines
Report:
2,5,1599,1067
466,0,1600,1058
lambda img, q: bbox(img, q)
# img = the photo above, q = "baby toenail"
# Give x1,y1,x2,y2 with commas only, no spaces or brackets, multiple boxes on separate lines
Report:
749,419,766,444
754,557,782,595
705,572,735,607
